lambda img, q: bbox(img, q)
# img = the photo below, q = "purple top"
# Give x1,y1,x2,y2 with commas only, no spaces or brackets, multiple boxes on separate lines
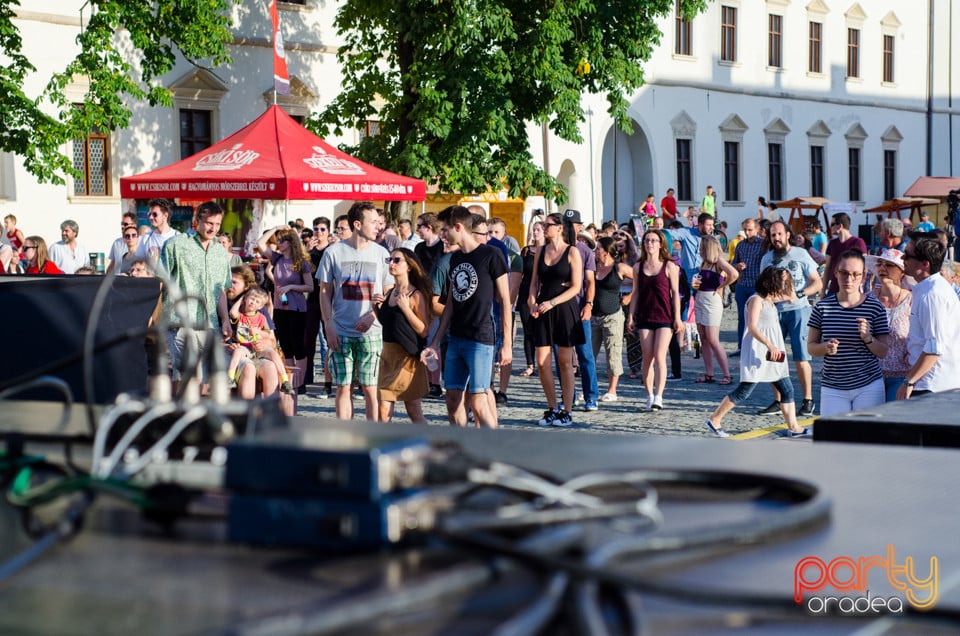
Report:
697,268,723,293
270,251,309,312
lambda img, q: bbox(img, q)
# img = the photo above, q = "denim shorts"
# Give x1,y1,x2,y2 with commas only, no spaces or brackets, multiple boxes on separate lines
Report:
779,306,813,362
444,335,495,394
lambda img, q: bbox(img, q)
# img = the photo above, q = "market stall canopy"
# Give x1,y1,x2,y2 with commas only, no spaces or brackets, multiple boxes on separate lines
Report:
903,176,960,198
772,196,831,234
120,105,425,201
863,197,940,218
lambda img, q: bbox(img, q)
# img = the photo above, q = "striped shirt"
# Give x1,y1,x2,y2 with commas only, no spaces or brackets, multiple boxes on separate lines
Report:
809,294,889,390
732,236,765,289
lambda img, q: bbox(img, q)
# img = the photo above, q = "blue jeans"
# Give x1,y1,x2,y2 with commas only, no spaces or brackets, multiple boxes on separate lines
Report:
444,336,495,394
735,282,755,348
553,319,599,403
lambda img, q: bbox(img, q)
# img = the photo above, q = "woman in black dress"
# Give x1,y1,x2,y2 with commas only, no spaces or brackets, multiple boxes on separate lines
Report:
528,213,584,427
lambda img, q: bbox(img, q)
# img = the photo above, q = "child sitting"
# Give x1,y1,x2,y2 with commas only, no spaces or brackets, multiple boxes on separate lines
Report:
227,287,294,394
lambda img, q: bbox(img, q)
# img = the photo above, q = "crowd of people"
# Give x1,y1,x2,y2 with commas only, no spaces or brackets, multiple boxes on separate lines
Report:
5,192,960,437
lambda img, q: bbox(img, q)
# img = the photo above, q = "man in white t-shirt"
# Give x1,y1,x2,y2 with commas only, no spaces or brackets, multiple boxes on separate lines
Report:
137,198,180,271
49,219,90,274
318,201,394,421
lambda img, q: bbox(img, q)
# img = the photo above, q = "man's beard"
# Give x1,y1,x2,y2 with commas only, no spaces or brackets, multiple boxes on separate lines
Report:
773,242,788,257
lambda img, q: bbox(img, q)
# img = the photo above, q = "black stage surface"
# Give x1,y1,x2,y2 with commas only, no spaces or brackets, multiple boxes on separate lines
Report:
816,388,960,449
0,401,957,635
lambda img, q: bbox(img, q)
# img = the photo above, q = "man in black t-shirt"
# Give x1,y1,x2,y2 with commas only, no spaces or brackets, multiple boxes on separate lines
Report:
306,216,332,394
425,206,511,428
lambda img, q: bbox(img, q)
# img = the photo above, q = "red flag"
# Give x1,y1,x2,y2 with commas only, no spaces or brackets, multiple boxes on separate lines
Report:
271,0,290,95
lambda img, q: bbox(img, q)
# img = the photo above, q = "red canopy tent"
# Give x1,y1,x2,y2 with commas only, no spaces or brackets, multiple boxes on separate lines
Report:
120,105,425,201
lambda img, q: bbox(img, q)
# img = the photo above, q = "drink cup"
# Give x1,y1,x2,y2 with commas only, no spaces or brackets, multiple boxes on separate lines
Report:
692,273,702,290
421,349,439,372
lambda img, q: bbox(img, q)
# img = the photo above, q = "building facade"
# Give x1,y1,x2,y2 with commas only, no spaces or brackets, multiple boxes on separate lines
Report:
4,1,960,255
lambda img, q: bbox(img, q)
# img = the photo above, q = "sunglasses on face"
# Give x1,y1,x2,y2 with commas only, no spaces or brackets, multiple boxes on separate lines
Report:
23,245,37,250
544,222,560,228
314,227,328,232
386,257,404,264
123,233,138,239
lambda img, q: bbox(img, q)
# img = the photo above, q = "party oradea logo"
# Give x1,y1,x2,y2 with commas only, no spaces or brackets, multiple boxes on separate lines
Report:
794,545,938,615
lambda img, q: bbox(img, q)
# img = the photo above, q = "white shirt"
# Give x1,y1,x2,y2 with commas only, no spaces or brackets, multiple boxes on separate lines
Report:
401,235,423,250
49,240,90,274
907,272,960,392
136,227,179,269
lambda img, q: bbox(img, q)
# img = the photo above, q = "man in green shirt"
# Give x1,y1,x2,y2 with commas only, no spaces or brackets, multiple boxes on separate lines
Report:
161,201,232,386
699,185,716,218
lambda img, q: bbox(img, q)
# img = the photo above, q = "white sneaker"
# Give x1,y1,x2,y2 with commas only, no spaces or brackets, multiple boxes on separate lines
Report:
652,395,663,411
552,410,574,427
600,393,618,402
640,395,653,412
538,409,558,427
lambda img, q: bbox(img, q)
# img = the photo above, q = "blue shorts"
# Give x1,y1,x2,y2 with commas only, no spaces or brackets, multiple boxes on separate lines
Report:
779,306,813,362
444,335,495,394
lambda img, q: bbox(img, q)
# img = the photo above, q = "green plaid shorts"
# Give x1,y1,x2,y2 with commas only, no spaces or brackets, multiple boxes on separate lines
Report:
330,333,383,387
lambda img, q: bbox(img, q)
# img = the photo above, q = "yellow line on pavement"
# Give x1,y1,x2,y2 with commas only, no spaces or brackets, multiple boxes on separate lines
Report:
730,418,817,440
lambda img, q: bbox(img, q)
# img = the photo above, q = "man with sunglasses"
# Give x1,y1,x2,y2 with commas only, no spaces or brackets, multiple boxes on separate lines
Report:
897,234,960,399
307,216,333,396
106,211,139,274
137,198,180,271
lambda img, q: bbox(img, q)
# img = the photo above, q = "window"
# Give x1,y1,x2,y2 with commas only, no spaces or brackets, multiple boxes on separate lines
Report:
676,139,692,201
675,5,693,56
810,145,825,197
808,21,822,73
721,6,737,62
360,120,380,140
847,29,860,78
723,141,740,202
884,150,897,200
848,147,861,201
179,109,212,158
883,35,895,83
72,128,110,196
768,143,783,202
768,15,783,68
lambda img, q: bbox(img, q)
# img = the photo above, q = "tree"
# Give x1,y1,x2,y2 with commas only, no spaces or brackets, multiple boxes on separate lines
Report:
310,0,708,206
0,0,236,184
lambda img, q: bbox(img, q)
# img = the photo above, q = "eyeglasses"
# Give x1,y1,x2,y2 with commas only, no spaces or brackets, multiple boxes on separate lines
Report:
148,211,161,218
544,222,560,228
643,238,661,244
314,227,328,232
123,233,138,239
23,245,37,250
472,231,489,237
836,270,863,279
277,237,291,243
335,227,348,233
385,257,404,264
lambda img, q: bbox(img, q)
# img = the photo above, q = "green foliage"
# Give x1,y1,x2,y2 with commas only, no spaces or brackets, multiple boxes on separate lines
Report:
0,0,236,184
311,0,708,203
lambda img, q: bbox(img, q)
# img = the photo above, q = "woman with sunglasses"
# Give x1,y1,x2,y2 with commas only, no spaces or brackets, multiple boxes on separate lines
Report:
516,220,544,377
107,227,141,274
528,213,584,427
627,229,682,411
809,250,889,416
865,249,911,402
374,249,432,424
257,226,315,394
22,236,62,274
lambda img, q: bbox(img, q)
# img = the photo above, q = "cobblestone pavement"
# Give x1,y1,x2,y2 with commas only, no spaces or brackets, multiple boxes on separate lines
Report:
296,307,822,441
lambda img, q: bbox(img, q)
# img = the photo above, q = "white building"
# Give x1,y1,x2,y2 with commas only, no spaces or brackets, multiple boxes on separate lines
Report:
5,1,960,256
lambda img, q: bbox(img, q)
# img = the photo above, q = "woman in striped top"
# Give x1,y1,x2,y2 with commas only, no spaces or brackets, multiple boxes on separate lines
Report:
808,250,889,417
